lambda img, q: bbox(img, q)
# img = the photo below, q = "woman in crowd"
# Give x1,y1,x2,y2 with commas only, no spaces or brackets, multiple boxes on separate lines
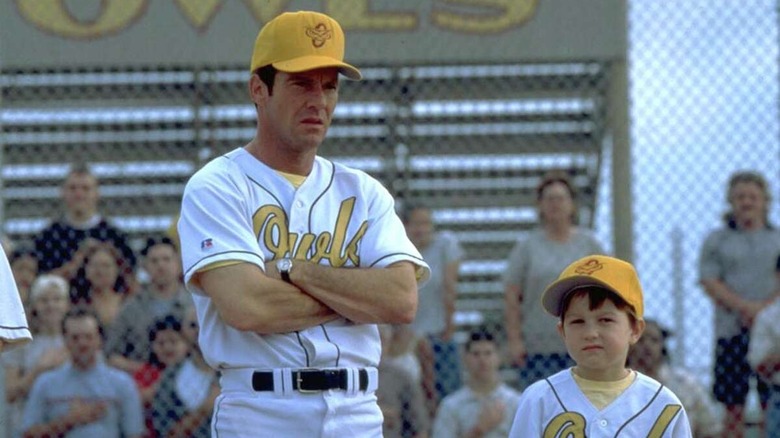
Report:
75,242,136,331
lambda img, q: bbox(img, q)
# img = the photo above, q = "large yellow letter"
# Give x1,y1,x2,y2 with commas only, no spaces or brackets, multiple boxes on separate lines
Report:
432,0,538,34
15,0,147,39
242,0,290,24
173,0,223,31
327,0,416,31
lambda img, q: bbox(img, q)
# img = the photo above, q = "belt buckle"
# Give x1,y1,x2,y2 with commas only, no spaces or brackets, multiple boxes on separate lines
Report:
296,369,321,394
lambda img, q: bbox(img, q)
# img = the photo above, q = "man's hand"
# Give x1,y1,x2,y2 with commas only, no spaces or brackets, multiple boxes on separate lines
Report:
470,398,506,437
68,398,108,427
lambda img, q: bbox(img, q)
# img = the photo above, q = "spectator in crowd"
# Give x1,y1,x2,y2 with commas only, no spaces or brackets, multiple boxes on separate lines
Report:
151,306,218,438
432,329,521,438
135,314,189,437
747,254,780,436
403,202,464,403
9,245,39,307
699,170,780,437
3,274,70,438
381,322,437,418
20,307,144,438
628,319,722,437
75,242,136,332
34,163,136,292
377,324,430,438
107,237,192,374
503,170,604,389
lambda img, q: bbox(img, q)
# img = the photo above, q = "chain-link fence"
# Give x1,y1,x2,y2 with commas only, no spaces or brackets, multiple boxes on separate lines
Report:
0,0,778,437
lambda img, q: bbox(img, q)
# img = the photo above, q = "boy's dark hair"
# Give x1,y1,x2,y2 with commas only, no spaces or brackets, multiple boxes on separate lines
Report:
141,236,177,257
465,328,496,352
148,314,183,366
62,306,105,340
559,287,639,326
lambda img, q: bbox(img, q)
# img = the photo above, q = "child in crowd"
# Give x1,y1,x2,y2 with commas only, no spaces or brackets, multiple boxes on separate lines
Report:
509,255,692,437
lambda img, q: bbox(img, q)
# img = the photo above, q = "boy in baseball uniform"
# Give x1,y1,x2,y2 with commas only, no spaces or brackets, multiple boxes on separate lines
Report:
178,10,429,438
509,255,692,437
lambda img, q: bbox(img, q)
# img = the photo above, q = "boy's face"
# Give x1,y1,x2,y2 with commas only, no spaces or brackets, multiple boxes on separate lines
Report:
557,292,644,381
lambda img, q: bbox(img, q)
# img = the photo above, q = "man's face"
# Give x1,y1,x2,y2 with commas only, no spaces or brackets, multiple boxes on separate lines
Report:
144,244,181,287
404,208,434,248
464,340,501,384
62,172,99,216
64,315,102,369
258,68,339,152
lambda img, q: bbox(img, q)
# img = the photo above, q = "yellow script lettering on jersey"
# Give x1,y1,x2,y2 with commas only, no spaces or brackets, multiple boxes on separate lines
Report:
544,412,586,438
253,198,368,267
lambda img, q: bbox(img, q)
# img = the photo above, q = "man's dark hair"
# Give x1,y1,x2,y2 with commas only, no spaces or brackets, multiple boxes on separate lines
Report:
399,201,430,224
465,328,496,352
66,161,93,178
62,306,105,340
141,236,177,257
254,65,278,95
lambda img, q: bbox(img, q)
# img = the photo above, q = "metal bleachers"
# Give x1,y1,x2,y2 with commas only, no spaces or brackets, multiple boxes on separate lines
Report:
0,61,610,332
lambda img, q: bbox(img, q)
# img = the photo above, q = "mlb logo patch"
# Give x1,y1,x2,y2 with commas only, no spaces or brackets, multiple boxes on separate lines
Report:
201,238,213,250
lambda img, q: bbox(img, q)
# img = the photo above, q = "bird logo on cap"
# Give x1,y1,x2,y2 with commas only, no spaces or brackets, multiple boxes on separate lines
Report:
306,23,332,48
574,258,604,275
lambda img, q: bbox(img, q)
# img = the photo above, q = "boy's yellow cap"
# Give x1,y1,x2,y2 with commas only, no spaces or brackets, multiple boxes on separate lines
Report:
541,255,644,319
250,11,362,80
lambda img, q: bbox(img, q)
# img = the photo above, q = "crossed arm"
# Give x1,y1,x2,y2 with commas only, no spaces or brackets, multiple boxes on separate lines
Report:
194,259,418,334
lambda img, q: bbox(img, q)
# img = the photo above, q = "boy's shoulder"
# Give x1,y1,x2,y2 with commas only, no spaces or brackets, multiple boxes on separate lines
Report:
630,371,685,406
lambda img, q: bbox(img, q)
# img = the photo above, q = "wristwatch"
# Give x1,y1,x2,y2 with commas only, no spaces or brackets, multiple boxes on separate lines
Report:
276,258,293,283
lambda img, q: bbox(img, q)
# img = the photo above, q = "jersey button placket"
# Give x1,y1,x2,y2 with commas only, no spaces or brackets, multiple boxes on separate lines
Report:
599,419,608,427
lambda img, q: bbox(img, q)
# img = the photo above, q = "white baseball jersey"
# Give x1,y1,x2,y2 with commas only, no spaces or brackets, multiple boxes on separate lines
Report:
0,245,31,351
178,147,430,371
509,369,692,438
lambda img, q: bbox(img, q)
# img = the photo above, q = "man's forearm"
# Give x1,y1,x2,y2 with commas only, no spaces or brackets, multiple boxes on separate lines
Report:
291,261,418,324
197,264,339,334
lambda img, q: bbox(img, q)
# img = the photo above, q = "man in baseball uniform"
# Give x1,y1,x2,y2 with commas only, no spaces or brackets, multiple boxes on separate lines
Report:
509,255,691,437
178,10,430,437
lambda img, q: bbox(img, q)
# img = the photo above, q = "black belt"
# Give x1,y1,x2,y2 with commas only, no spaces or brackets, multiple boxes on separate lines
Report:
252,369,369,393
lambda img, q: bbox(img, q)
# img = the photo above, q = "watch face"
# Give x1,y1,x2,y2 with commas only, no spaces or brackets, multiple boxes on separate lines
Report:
277,258,292,272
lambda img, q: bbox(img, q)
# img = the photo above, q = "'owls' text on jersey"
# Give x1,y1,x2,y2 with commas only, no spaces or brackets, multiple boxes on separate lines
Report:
178,148,429,371
509,370,692,437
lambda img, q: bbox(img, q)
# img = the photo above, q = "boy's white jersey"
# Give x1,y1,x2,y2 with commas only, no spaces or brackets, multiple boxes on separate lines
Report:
509,369,692,438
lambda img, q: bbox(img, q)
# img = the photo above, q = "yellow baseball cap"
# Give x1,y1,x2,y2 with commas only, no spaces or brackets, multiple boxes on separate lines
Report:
541,255,644,319
250,11,362,80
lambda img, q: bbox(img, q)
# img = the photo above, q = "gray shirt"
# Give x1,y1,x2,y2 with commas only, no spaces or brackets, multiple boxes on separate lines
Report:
432,383,521,438
105,285,193,361
21,361,144,438
503,228,604,354
699,226,780,338
411,231,464,336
